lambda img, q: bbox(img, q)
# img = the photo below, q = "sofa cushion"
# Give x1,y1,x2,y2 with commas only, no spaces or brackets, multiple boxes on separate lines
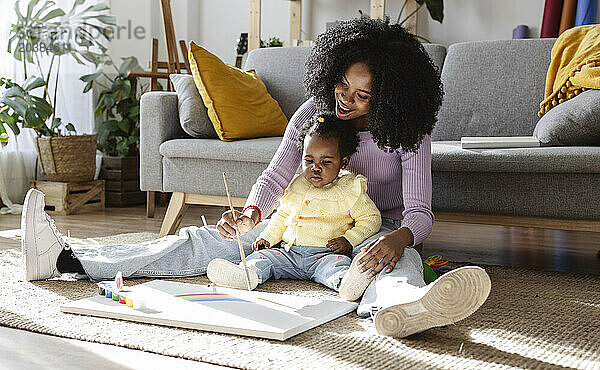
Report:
534,89,600,145
432,141,600,173
169,74,217,139
160,137,284,163
188,42,288,141
433,39,557,141
421,44,446,76
245,46,311,120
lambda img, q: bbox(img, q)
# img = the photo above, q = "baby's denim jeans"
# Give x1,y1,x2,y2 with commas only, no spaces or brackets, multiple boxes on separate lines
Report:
245,244,352,291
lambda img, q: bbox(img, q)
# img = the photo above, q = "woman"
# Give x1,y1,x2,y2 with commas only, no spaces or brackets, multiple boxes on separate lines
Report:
22,17,491,338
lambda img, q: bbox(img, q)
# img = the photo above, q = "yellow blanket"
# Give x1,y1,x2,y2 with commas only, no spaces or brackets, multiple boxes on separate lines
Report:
539,24,600,117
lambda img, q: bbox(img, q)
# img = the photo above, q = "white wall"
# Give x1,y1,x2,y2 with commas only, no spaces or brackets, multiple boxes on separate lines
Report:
106,0,600,66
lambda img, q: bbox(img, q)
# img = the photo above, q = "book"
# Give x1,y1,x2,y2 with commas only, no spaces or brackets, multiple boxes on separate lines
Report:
460,136,541,149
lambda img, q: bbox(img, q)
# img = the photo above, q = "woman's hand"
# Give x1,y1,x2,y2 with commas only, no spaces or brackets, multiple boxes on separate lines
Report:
356,228,414,277
252,238,270,251
216,209,257,240
327,237,352,255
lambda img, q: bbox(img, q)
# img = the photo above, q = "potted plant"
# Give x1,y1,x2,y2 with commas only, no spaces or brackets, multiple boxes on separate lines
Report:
80,56,147,206
0,76,56,144
1,0,115,182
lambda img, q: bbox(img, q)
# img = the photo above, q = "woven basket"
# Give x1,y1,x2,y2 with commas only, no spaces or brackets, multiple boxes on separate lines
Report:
35,134,97,182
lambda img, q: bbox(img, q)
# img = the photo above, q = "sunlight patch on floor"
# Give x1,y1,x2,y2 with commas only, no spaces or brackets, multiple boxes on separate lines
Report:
574,300,600,308
469,328,599,369
0,228,21,240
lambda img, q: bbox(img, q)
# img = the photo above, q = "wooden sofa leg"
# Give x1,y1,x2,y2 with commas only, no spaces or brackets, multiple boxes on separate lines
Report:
146,191,156,218
159,192,189,237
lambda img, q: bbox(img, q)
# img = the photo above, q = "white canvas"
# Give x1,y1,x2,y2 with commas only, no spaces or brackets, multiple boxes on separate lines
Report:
61,280,358,341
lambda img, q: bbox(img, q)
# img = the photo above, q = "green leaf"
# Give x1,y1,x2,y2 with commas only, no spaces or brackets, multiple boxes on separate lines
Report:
118,56,141,76
117,119,130,133
94,93,106,117
65,122,76,133
14,1,25,22
98,119,118,142
33,1,58,19
70,52,85,64
39,8,66,23
80,70,102,83
103,92,115,110
22,77,46,92
65,0,86,19
78,50,101,66
424,0,444,23
5,113,22,136
23,109,43,128
83,23,113,41
127,105,140,118
80,3,110,13
81,14,116,25
50,117,62,130
82,81,93,93
26,0,41,18
30,96,53,119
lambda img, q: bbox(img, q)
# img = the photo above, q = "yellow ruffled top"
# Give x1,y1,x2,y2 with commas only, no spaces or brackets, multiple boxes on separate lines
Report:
258,170,382,249
539,24,600,117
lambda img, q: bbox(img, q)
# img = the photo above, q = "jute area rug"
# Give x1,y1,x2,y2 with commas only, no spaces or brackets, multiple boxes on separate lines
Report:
0,233,599,370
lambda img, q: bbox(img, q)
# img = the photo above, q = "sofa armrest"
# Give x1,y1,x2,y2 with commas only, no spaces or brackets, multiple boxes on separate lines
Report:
140,91,186,192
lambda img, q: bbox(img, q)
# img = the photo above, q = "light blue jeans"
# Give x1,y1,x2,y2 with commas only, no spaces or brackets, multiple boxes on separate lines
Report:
245,245,352,291
71,218,425,317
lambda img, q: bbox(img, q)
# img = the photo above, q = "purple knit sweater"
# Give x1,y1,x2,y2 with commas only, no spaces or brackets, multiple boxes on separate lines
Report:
245,98,434,245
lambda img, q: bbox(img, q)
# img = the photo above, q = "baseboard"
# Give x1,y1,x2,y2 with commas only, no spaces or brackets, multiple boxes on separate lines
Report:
435,211,600,232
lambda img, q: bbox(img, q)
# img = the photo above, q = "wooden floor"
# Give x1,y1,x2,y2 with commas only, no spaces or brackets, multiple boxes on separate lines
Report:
1,204,599,275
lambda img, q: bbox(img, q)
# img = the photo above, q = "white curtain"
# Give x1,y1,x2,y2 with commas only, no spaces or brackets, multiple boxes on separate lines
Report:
0,0,97,215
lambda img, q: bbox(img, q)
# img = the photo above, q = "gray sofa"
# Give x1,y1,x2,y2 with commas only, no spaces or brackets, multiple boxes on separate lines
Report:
140,40,600,235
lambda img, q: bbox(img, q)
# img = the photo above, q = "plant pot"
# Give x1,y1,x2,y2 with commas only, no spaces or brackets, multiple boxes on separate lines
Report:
100,156,145,207
34,134,98,182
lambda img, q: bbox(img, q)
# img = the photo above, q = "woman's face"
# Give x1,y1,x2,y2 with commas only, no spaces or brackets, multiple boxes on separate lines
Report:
301,134,348,188
334,61,373,124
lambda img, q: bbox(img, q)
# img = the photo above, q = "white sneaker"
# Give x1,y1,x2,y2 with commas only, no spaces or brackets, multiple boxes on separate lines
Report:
207,258,259,290
339,252,375,301
374,266,491,338
21,189,65,281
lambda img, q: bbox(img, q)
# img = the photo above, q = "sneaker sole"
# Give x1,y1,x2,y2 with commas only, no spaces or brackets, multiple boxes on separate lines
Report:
375,266,491,338
207,258,258,290
22,189,42,281
339,254,374,301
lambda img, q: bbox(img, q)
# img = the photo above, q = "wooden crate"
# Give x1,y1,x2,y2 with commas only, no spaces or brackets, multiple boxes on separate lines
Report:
30,180,105,215
100,156,145,207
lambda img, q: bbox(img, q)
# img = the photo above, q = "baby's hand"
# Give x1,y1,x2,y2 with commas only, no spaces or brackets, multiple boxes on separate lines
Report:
327,237,352,255
253,238,270,251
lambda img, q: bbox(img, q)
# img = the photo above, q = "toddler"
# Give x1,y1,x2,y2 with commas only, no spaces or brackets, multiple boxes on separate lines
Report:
207,113,381,300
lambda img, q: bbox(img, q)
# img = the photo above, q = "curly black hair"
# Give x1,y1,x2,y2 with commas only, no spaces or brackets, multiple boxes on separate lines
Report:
304,17,443,152
297,113,360,160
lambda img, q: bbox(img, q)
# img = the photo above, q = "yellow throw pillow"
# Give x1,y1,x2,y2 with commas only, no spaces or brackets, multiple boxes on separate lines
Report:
188,42,288,141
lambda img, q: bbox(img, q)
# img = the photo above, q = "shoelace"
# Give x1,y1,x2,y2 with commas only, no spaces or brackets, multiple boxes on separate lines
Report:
44,212,65,247
370,306,382,319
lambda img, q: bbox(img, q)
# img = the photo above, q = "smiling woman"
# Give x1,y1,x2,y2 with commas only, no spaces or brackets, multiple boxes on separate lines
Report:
334,62,373,127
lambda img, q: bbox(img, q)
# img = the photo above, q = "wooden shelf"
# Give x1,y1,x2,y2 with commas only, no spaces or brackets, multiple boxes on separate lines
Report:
247,0,419,51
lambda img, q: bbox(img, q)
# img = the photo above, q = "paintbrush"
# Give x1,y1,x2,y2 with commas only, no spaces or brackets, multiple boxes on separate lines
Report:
222,172,252,291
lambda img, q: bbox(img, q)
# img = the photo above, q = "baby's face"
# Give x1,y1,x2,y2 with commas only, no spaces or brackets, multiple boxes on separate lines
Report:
301,135,347,188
